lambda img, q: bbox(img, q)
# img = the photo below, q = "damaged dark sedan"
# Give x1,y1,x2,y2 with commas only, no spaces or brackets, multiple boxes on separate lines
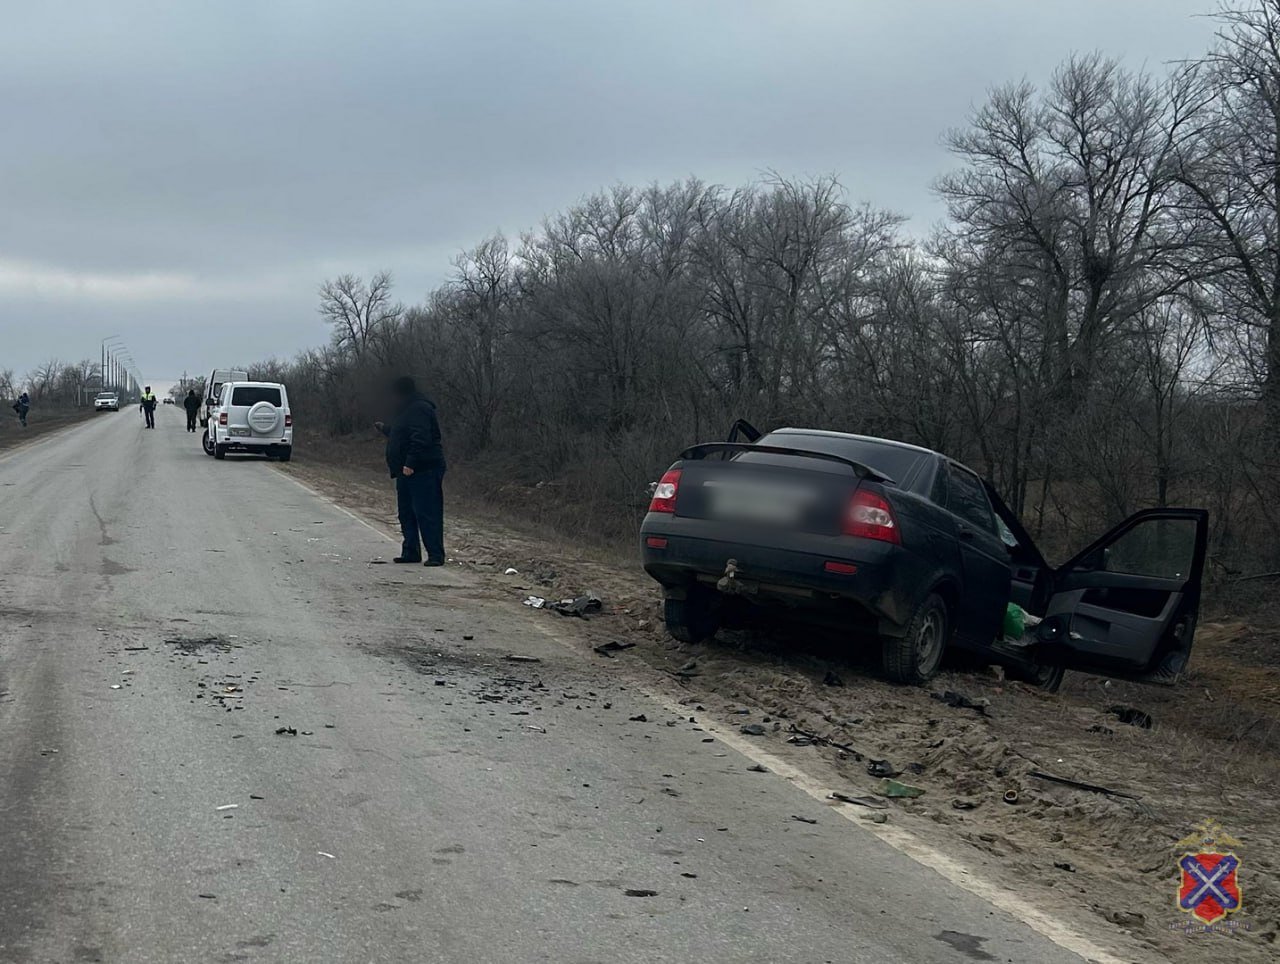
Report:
639,423,1207,689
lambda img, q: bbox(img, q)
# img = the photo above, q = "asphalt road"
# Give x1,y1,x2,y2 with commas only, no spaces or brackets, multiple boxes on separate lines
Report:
0,409,1089,964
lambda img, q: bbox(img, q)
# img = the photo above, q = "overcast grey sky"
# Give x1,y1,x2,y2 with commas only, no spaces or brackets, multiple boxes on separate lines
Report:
0,0,1218,384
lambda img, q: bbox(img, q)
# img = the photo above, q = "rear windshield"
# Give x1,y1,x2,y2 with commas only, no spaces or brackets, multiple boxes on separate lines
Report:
231,386,282,406
737,432,924,483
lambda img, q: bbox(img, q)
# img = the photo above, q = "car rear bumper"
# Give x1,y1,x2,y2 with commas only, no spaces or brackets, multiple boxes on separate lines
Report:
217,431,292,451
639,513,924,634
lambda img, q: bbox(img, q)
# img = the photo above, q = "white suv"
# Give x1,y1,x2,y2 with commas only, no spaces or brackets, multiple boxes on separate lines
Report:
206,381,293,461
94,392,120,412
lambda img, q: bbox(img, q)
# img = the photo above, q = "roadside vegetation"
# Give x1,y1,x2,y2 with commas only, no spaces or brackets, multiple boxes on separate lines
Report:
253,2,1280,609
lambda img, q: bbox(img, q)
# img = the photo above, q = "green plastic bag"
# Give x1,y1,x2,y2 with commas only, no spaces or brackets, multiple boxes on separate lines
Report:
875,778,925,799
1003,603,1026,640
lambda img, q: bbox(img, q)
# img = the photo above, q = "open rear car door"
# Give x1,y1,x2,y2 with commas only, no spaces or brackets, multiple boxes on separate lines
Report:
1039,508,1208,683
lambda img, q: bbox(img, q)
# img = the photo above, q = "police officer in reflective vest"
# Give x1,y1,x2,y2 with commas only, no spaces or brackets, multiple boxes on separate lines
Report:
140,387,158,429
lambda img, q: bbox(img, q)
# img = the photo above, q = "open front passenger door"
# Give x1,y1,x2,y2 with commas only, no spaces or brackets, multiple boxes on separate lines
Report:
1039,509,1208,683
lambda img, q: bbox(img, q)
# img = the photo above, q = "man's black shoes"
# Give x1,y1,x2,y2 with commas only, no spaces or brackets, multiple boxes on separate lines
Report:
424,558,446,567
393,556,421,564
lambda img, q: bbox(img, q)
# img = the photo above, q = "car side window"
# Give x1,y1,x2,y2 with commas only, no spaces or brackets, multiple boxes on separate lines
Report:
947,466,996,533
929,465,949,507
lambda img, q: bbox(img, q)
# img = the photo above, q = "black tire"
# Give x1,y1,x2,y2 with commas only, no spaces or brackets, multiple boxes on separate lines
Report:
214,444,227,460
882,592,950,684
1008,661,1065,693
277,447,292,463
664,592,719,644
202,430,215,456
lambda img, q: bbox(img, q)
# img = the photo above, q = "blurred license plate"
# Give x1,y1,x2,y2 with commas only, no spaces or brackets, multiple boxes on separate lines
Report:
704,480,813,523
230,428,250,437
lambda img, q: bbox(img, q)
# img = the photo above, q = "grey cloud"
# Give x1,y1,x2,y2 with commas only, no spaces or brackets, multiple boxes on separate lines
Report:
0,0,1215,380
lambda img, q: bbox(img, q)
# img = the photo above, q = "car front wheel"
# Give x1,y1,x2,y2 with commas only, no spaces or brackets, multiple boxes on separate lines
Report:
882,592,950,685
1007,661,1065,693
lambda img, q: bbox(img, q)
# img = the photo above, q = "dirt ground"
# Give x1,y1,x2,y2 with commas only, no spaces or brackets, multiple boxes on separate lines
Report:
0,406,97,453
280,434,1279,963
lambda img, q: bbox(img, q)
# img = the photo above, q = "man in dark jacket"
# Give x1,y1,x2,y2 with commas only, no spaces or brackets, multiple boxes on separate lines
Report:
182,389,201,432
375,376,446,566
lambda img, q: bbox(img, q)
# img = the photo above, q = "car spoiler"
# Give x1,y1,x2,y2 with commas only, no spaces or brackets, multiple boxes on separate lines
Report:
677,442,895,484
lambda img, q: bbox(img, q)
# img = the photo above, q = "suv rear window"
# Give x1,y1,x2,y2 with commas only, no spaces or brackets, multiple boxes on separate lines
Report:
738,433,924,483
231,386,282,406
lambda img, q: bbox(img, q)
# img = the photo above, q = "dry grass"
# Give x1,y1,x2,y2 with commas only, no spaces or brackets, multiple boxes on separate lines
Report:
0,406,96,453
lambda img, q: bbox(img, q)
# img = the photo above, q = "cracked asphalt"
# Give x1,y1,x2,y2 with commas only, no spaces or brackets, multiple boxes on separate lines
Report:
0,410,1087,963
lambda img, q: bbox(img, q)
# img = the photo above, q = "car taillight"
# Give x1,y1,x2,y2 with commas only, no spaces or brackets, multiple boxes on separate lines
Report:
843,489,900,544
218,412,227,425
285,414,293,427
648,469,682,514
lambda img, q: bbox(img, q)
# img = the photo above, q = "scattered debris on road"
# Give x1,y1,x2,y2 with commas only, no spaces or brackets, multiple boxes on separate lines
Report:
1027,770,1140,801
875,778,925,799
549,593,603,618
930,690,990,715
593,640,636,657
867,759,899,778
829,791,888,810
1107,705,1153,729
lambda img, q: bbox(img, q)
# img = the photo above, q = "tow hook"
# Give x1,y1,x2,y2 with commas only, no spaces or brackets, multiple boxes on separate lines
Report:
717,558,756,596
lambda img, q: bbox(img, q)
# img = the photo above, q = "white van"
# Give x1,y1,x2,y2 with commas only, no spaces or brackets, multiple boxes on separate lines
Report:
200,368,248,454
206,381,293,461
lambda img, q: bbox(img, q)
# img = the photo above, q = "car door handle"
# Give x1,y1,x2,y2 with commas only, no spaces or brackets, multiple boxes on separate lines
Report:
957,527,975,541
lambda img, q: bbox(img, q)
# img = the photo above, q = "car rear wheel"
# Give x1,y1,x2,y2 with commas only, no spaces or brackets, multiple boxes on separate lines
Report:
663,590,719,644
882,592,949,685
214,443,227,460
202,430,215,456
277,446,292,463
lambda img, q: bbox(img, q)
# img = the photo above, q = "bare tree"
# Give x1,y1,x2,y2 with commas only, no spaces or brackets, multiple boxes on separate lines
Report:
318,271,402,360
1180,0,1280,427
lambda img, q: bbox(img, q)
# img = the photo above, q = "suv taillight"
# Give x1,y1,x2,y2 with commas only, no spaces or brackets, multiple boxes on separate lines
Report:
648,469,682,514
218,412,227,426
285,414,293,427
843,489,900,544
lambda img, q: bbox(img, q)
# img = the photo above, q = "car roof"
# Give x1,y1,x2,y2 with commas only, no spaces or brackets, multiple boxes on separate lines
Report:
767,427,940,458
764,427,998,487
225,380,285,389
